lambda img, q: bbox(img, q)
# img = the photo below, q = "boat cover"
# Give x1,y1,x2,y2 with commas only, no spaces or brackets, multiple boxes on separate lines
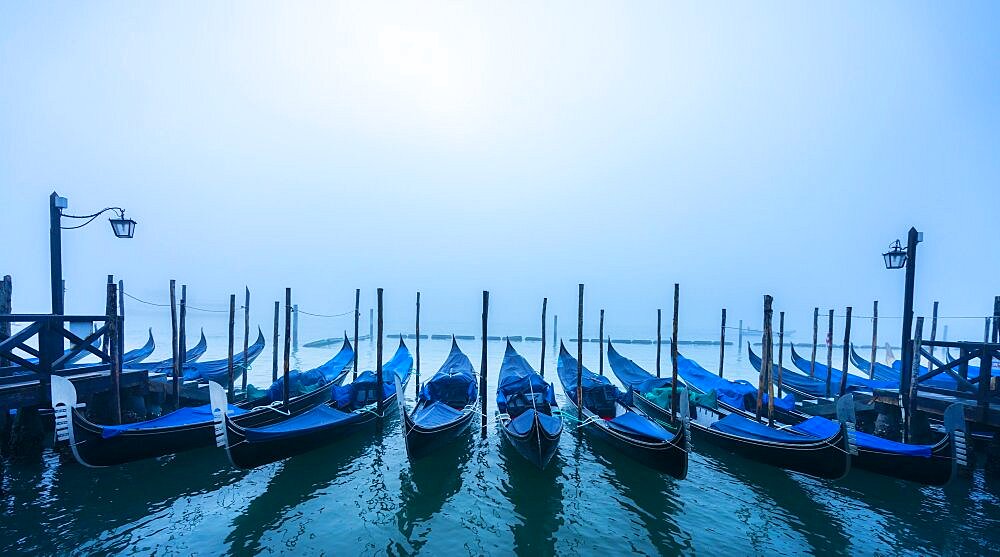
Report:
787,345,896,392
792,416,931,457
258,337,357,404
605,411,672,442
508,409,562,436
643,386,717,411
606,342,674,394
709,413,825,443
101,404,248,438
557,344,621,416
411,401,465,428
243,404,355,443
677,352,795,411
418,340,477,408
497,342,556,414
182,329,266,382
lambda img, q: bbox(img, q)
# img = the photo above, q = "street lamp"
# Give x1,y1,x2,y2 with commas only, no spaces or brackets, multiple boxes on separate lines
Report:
49,191,138,315
884,227,922,428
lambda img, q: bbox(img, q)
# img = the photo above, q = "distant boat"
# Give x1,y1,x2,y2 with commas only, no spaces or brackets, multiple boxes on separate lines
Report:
558,342,688,478
496,341,561,469
51,337,355,467
400,338,478,460
210,339,413,469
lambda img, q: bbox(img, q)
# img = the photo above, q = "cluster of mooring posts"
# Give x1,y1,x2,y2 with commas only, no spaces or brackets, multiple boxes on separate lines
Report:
2,270,999,485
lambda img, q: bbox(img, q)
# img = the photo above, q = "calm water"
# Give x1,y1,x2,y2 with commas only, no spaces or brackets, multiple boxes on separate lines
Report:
3,323,1000,555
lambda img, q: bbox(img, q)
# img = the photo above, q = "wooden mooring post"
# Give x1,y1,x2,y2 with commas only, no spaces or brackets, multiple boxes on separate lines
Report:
227,294,235,401
737,319,743,356
272,301,279,382
242,287,250,395
905,317,924,444
1,275,11,368
353,289,360,380
718,308,726,377
810,307,818,378
764,296,775,427
106,279,122,425
178,284,187,391
283,288,292,406
376,288,384,417
869,301,878,379
839,307,852,396
292,304,299,350
415,291,421,395
170,280,179,406
118,279,125,354
540,298,547,378
598,309,605,376
656,309,662,378
930,301,939,358
776,311,785,398
480,291,489,437
576,285,583,421
825,309,834,397
670,284,680,424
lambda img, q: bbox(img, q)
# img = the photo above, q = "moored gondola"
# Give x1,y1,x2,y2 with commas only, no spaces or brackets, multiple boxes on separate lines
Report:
497,341,562,469
51,337,356,467
693,349,964,485
181,329,265,384
128,329,208,372
400,338,478,460
209,340,413,469
607,341,852,480
557,343,688,478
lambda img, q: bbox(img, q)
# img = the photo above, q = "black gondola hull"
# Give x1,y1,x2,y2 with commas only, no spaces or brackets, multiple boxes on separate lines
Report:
562,395,688,479
499,412,561,470
402,407,476,460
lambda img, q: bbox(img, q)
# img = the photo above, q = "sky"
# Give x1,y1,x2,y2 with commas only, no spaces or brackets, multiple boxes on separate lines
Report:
1,1,999,344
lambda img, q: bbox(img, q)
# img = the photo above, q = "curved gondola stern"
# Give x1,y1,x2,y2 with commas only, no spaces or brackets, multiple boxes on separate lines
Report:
944,403,968,482
51,375,97,468
208,381,236,466
395,375,413,459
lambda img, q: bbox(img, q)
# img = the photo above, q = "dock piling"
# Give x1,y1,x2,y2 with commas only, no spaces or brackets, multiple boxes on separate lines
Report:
272,301,279,382
810,307,818,378
353,289,360,380
670,284,680,424
764,296,775,427
737,319,743,358
415,292,420,395
869,301,878,379
718,308,726,377
227,294,235,401
106,278,122,425
1,275,12,368
170,280,179,406
376,288,384,417
839,306,852,396
283,288,291,406
540,298,547,378
242,287,249,395
825,309,834,397
905,317,924,443
178,284,187,397
656,308,662,378
777,311,785,398
930,301,939,358
480,290,489,437
598,309,605,376
576,285,583,421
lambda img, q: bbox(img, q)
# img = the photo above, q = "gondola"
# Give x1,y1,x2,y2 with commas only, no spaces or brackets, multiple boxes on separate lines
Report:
496,341,562,469
557,342,688,478
708,349,965,485
852,345,959,388
121,329,156,364
400,338,478,460
787,345,896,394
607,341,852,480
748,344,893,401
51,337,356,467
209,339,413,469
128,330,208,372
180,329,265,384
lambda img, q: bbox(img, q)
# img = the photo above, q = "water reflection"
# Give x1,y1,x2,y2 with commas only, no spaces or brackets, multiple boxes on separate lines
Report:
497,438,564,556
395,435,473,553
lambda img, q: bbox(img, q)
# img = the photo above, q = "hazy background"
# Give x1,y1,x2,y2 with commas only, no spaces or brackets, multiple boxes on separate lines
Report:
2,2,998,347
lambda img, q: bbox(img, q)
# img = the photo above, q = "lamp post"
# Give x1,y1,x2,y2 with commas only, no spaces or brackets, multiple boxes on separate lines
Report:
883,227,921,409
49,191,137,315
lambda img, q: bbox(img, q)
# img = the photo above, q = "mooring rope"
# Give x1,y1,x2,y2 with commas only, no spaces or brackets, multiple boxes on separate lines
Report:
122,291,236,313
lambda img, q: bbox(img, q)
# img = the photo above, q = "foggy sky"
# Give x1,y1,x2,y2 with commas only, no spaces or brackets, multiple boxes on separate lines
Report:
2,2,999,344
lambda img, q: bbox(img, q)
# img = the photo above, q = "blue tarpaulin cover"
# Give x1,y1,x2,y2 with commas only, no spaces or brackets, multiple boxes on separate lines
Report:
605,411,672,442
792,416,931,457
261,336,356,403
606,342,675,394
243,404,355,443
101,404,248,438
557,344,621,417
508,410,562,436
671,350,795,412
411,401,464,428
709,413,826,443
418,339,477,409
331,340,412,408
497,342,556,414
